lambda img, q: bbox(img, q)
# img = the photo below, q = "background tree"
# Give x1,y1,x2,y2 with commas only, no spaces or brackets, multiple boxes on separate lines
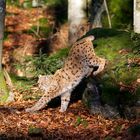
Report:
134,0,140,33
0,0,14,104
68,0,111,45
68,0,87,45
89,0,111,28
0,1,5,69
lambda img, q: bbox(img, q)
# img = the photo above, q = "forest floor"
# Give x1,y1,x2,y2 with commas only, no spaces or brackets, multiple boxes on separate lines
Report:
0,3,139,140
0,100,139,140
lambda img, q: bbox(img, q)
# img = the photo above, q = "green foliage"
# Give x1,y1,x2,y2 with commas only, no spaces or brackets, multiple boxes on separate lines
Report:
43,0,66,6
14,28,140,106
13,28,139,106
30,26,52,37
15,48,69,77
3,31,11,41
87,28,140,105
0,71,9,103
22,17,51,37
103,0,133,29
6,0,20,6
22,0,32,8
86,28,125,38
75,116,88,128
136,87,140,97
44,0,68,24
104,136,115,140
130,32,140,52
127,124,140,136
114,125,122,134
28,126,43,136
88,28,139,81
11,75,36,92
10,74,42,100
39,18,48,26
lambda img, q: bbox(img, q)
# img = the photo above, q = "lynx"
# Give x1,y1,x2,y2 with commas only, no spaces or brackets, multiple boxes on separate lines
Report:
25,35,106,112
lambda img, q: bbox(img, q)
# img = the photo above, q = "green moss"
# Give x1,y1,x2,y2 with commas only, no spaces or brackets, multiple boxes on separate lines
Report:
102,0,133,29
0,71,9,103
87,28,123,38
135,87,140,103
6,0,20,6
29,26,52,37
87,28,140,104
40,48,69,74
39,18,48,26
22,0,32,8
13,28,139,105
128,124,140,136
28,126,43,136
15,47,69,76
11,75,36,89
10,74,40,100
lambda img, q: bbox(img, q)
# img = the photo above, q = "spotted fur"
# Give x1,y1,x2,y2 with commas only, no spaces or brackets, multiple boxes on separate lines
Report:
25,35,106,112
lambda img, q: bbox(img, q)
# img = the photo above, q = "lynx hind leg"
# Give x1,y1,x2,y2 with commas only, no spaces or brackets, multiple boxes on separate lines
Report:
60,91,71,112
26,85,60,112
25,95,48,112
93,58,106,76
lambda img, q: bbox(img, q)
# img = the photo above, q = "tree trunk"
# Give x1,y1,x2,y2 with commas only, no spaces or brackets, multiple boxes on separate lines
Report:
0,0,6,70
68,0,88,45
68,0,111,45
0,0,14,103
134,0,140,33
89,0,111,29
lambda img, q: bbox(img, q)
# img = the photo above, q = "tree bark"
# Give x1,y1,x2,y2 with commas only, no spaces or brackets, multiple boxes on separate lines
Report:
68,0,112,45
0,1,14,103
134,0,140,33
68,0,88,45
0,0,6,70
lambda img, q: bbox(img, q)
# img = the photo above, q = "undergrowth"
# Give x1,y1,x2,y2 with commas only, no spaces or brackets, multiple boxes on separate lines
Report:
13,28,140,104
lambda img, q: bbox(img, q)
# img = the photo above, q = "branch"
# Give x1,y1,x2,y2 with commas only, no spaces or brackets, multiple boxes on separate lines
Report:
104,0,112,28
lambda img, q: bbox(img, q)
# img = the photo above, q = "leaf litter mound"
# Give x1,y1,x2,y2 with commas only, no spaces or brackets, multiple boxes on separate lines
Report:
0,100,139,139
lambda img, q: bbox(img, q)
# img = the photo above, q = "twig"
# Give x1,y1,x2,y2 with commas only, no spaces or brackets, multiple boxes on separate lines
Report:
3,68,13,90
3,68,15,102
30,28,41,38
104,0,112,28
